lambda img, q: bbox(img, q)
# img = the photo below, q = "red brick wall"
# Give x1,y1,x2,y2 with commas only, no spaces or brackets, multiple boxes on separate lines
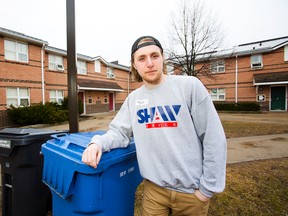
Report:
199,47,288,106
0,36,143,127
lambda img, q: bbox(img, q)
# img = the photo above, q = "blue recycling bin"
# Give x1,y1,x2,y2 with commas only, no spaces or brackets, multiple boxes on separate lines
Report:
41,131,142,216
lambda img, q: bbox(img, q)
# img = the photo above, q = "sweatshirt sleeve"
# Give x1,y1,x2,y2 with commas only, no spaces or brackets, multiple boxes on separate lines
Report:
90,98,133,152
191,79,227,197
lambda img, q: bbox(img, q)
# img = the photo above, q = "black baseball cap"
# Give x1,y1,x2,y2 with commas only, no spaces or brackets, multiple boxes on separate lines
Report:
131,36,163,57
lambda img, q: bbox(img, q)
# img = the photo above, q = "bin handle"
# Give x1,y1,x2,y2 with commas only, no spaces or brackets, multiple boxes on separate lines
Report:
50,133,68,139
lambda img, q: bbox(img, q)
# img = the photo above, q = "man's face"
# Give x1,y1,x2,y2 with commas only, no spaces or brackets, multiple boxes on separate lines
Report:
133,45,164,86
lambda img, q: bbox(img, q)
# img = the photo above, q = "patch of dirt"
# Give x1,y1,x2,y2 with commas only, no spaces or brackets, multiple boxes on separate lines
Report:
270,137,288,142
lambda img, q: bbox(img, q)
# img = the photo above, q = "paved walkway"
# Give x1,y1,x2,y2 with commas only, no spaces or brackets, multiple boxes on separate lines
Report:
37,111,288,164
227,133,288,163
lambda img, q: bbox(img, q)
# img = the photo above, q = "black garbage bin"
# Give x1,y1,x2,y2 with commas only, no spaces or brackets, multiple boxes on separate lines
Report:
0,128,63,216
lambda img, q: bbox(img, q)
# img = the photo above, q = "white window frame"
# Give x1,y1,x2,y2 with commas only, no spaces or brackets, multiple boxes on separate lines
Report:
77,60,87,75
4,39,28,63
106,67,115,79
211,60,225,73
251,54,263,69
94,60,101,73
50,90,64,104
210,88,226,101
49,54,64,71
6,87,30,107
284,45,288,61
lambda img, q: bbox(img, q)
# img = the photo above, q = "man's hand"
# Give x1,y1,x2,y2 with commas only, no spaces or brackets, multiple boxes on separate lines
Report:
82,143,102,168
194,190,210,202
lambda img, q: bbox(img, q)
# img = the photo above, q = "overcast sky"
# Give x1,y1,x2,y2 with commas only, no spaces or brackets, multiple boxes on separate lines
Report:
1,0,288,65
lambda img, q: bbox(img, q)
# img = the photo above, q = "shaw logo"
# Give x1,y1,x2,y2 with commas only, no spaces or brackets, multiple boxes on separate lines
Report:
137,105,181,128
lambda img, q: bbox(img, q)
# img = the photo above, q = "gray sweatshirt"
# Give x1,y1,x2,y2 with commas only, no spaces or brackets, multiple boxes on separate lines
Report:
91,75,227,197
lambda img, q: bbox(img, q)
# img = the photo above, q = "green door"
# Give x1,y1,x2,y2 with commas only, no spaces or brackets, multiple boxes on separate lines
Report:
271,86,286,111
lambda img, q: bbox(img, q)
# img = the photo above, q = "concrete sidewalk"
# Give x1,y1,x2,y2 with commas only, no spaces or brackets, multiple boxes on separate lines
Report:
227,133,288,163
37,111,288,164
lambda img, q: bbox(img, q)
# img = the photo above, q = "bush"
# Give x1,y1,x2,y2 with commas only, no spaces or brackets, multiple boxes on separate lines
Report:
8,103,68,125
8,97,83,126
214,102,260,111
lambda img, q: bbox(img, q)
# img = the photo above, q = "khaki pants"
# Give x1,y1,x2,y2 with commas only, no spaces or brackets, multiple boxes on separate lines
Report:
141,180,210,216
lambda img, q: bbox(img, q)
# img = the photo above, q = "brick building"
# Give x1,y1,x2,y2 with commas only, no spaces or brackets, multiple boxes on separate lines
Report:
0,27,140,128
196,36,288,112
1,27,287,128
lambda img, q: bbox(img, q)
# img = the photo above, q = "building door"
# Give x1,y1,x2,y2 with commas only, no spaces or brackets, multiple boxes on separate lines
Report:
109,93,114,111
271,86,286,111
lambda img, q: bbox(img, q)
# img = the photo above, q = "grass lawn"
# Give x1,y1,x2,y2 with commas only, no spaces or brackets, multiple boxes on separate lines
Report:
134,120,288,215
222,121,288,138
208,158,288,216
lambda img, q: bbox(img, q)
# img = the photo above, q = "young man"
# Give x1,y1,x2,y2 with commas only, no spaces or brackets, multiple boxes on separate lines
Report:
82,36,227,216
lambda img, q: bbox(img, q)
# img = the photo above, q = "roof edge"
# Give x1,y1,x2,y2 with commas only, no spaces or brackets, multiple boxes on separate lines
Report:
239,36,288,47
0,26,48,45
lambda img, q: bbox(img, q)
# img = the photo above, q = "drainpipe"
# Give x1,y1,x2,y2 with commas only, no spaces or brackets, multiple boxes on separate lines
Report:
127,72,130,96
235,54,238,103
41,43,45,105
83,91,86,114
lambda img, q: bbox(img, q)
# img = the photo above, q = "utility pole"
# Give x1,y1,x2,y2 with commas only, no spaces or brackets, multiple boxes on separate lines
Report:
66,0,79,132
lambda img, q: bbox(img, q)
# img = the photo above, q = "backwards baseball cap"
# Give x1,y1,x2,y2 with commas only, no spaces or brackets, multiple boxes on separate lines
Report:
131,36,163,57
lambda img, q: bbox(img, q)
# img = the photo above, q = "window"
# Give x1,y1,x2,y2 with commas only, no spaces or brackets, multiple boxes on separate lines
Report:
251,54,263,69
50,90,64,104
95,60,101,73
77,60,87,75
211,60,225,73
210,88,225,101
4,39,28,62
49,54,64,71
6,87,30,107
284,45,288,61
107,67,115,79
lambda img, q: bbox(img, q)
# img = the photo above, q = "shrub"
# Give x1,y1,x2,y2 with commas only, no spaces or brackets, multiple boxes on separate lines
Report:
214,102,260,111
7,97,83,126
8,103,68,125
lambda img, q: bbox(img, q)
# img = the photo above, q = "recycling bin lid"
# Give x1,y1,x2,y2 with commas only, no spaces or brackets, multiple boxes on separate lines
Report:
42,130,136,173
41,131,137,199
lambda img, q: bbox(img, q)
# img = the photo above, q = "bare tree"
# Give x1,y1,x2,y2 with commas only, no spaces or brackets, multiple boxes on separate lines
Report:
166,0,225,77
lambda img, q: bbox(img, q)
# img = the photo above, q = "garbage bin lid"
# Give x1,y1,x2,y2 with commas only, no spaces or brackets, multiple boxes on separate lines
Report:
0,128,64,156
41,131,137,199
0,128,59,136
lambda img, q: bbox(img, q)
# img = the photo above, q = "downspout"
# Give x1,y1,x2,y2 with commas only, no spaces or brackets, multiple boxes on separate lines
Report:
83,89,86,114
235,54,238,103
41,43,45,105
127,71,130,96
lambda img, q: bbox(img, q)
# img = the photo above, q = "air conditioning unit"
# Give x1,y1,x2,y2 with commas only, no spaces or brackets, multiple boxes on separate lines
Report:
56,64,64,71
251,63,263,69
107,72,115,79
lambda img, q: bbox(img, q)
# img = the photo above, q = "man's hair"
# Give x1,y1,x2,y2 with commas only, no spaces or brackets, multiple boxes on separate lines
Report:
130,37,167,82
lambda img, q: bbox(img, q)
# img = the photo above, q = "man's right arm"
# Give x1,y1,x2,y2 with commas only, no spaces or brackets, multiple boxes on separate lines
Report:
82,143,102,168
82,97,133,168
